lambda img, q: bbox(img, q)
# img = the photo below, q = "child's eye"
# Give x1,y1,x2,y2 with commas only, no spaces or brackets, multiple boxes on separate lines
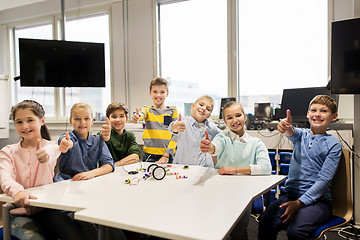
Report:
206,107,211,112
15,121,22,124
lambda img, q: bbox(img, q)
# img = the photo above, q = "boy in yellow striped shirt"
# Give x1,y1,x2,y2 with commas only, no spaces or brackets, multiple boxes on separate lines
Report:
132,77,178,163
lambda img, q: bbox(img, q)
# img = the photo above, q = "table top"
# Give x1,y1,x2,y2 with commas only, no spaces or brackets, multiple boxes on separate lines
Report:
0,163,286,240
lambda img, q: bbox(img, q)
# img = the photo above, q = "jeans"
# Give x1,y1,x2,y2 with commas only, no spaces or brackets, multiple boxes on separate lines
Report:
258,192,332,240
143,152,173,163
10,209,82,240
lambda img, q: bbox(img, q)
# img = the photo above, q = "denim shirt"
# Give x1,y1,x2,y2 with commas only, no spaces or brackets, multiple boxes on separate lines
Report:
54,130,115,181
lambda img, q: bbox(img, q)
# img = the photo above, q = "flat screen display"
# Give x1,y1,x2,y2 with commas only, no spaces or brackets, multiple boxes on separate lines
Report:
331,18,360,94
280,87,338,123
219,97,236,119
19,38,105,87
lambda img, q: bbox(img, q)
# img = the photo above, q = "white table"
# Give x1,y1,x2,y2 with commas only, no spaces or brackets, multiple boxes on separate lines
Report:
0,163,285,240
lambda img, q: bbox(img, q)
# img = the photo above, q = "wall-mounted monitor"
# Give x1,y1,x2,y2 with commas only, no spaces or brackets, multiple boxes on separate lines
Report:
280,87,338,123
219,97,236,119
19,38,105,87
331,18,360,94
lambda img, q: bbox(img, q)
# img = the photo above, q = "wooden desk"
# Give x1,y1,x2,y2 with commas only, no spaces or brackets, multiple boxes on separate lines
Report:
0,163,285,240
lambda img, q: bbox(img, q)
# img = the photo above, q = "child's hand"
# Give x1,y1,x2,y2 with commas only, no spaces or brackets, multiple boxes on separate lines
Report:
59,132,73,153
217,166,236,175
131,108,140,124
279,200,304,224
36,139,50,163
13,190,37,208
72,171,96,181
200,130,211,153
278,109,293,134
172,113,186,133
156,155,169,164
101,117,111,142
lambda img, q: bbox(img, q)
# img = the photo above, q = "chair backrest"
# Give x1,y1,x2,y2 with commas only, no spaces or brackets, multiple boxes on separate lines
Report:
331,148,352,221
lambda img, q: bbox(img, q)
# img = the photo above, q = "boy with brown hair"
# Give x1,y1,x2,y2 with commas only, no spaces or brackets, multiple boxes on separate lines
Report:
258,95,342,240
132,77,178,163
99,102,141,167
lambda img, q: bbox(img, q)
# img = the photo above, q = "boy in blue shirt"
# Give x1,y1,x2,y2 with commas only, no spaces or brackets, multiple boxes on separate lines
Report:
169,95,221,167
258,95,342,240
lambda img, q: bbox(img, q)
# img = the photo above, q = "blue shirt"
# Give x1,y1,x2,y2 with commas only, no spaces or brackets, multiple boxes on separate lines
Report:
285,128,342,206
169,116,221,167
54,130,115,181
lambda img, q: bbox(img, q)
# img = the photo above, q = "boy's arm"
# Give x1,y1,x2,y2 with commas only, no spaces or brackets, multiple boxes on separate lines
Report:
278,109,295,137
131,108,146,124
115,132,140,167
200,130,216,154
99,117,111,142
170,114,186,133
298,141,342,206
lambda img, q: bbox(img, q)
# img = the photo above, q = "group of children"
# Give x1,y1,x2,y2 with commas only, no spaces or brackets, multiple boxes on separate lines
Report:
0,76,342,240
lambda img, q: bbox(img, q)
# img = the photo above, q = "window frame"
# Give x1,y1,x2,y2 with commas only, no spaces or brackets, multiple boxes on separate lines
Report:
7,5,112,121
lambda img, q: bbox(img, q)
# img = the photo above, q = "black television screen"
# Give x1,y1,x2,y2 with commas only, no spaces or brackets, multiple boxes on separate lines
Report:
280,87,338,123
219,97,236,119
19,38,105,87
331,18,360,94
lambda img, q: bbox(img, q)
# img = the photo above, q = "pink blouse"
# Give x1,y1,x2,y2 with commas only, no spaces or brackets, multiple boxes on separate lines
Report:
0,139,60,198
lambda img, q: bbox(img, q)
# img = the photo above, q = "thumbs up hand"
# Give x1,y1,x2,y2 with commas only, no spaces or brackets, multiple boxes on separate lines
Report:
172,114,186,133
200,130,213,153
36,139,50,163
278,109,294,134
59,132,73,153
101,117,111,142
131,108,140,124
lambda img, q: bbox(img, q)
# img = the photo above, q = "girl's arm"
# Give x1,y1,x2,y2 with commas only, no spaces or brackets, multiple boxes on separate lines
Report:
218,166,251,175
71,164,113,181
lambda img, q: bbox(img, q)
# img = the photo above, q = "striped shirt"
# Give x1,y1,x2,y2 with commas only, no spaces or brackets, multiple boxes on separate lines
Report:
139,106,178,155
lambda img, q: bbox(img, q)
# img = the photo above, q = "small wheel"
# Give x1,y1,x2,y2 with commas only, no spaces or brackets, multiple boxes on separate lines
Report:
147,164,158,173
152,166,166,180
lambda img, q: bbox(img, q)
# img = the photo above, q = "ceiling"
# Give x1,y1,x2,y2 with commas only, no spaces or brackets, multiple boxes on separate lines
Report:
0,0,47,11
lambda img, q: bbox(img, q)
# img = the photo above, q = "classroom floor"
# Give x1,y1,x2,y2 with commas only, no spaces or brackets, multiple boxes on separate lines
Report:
247,214,355,240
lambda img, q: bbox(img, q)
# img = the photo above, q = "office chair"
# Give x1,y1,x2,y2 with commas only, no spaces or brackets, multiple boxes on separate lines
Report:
313,149,353,239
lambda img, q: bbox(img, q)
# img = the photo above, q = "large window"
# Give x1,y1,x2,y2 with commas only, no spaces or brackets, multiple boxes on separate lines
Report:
12,22,56,116
10,11,111,120
238,0,328,115
157,0,228,116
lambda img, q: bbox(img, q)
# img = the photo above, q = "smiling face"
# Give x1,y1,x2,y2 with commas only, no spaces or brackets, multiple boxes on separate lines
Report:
191,98,213,123
149,84,168,109
223,104,246,136
109,109,128,134
307,103,338,134
70,108,94,139
14,108,45,144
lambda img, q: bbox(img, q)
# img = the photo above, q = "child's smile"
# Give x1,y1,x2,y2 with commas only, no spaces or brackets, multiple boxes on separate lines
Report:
70,109,94,139
307,103,338,134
